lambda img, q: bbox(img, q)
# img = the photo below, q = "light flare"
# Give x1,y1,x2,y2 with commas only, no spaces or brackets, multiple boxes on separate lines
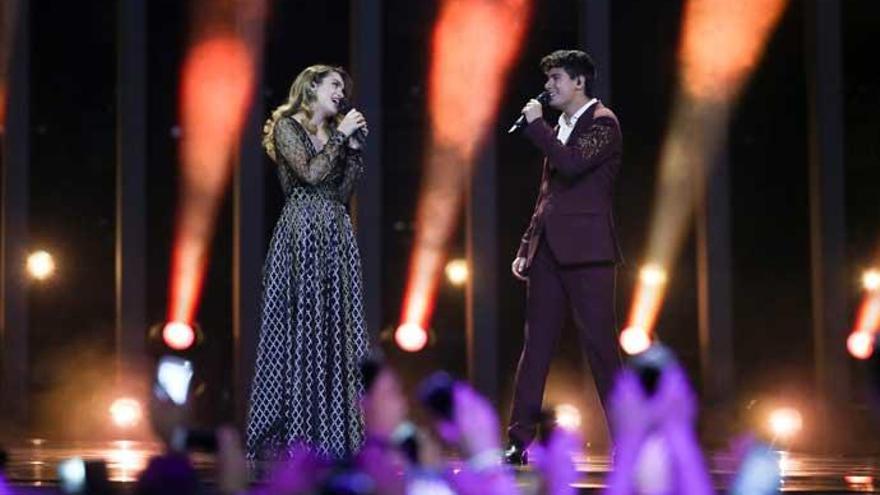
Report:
26,250,56,280
639,264,668,287
626,264,670,335
162,321,197,351
168,35,255,324
626,0,788,344
862,269,880,292
401,0,532,335
554,403,582,431
428,0,531,160
110,398,143,428
445,258,469,286
106,441,147,482
620,326,652,356
847,330,875,360
626,275,667,340
844,476,874,489
849,292,880,359
395,323,429,353
679,0,789,101
768,407,802,439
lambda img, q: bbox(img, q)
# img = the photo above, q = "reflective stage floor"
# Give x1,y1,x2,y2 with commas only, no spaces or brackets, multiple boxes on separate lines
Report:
2,439,879,493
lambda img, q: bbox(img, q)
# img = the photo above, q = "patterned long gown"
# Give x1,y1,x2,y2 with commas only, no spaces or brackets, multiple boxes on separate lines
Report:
246,116,369,460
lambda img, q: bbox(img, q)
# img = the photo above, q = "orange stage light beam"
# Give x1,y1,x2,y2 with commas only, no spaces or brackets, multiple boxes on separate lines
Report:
848,293,880,359
680,0,789,103
167,34,256,324
428,0,531,160
625,0,788,345
400,0,532,334
627,278,666,336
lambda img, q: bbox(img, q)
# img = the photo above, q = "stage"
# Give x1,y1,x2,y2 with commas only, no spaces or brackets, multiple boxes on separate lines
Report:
3,0,880,493
2,439,878,493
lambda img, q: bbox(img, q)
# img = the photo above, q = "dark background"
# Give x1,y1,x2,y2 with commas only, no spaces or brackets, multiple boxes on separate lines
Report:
14,0,880,450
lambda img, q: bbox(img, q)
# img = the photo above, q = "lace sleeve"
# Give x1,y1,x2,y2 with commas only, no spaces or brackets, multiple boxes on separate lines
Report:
273,118,346,185
337,147,364,205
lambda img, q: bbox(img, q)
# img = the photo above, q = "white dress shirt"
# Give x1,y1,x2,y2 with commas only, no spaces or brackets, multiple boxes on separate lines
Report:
556,98,598,144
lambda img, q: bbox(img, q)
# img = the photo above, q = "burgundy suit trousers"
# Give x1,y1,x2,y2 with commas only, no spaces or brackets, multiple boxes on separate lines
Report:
508,236,621,447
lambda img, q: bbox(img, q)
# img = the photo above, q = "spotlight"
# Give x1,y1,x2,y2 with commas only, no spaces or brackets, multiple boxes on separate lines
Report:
444,259,469,286
554,403,582,431
863,270,880,292
639,264,667,287
26,250,55,280
162,321,196,351
109,398,142,428
395,323,428,353
768,407,802,440
620,326,652,355
108,440,145,481
844,475,874,489
847,331,875,360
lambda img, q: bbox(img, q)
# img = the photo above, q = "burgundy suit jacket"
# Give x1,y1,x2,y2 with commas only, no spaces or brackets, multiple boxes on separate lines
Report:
517,101,623,267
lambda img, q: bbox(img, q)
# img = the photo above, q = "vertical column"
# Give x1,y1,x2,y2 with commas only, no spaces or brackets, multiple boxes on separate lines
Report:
350,0,383,337
805,0,848,450
233,109,264,426
466,139,499,403
116,0,147,380
578,0,612,103
1,0,29,422
695,141,734,408
233,12,266,427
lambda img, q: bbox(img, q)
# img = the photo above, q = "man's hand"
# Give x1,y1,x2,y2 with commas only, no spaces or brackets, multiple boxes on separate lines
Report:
521,99,543,123
511,256,528,281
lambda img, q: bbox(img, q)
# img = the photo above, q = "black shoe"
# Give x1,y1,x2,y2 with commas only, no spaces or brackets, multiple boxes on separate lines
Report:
503,442,528,466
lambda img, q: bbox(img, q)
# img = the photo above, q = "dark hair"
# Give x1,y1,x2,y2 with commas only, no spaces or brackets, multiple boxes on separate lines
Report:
540,50,596,96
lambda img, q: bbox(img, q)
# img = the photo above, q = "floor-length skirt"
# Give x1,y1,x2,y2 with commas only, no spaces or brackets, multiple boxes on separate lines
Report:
246,187,369,460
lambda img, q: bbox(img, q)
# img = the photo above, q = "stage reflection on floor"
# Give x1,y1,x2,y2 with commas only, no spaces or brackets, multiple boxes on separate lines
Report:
3,439,879,493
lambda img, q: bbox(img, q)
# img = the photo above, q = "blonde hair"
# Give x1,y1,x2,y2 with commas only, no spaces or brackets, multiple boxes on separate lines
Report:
263,64,352,162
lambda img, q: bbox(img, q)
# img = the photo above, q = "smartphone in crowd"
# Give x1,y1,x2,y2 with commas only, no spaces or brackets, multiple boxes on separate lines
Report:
154,355,194,405
630,344,674,396
58,458,110,495
418,371,455,421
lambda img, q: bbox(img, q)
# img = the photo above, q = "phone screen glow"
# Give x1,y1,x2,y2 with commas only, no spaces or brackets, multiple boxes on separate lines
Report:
156,357,193,405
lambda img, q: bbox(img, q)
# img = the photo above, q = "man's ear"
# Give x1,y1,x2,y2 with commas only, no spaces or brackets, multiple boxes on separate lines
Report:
575,75,586,90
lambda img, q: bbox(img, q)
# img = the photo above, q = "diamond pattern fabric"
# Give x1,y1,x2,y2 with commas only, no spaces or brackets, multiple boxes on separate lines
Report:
246,116,369,460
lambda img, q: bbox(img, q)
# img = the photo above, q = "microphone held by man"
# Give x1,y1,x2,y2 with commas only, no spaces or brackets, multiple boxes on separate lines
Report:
507,90,551,133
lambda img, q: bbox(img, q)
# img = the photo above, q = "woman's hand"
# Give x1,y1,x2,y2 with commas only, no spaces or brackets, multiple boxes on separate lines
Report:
348,124,369,150
338,109,367,138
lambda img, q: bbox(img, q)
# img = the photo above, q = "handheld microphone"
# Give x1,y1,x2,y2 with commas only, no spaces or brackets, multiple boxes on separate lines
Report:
507,91,551,134
337,98,367,146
